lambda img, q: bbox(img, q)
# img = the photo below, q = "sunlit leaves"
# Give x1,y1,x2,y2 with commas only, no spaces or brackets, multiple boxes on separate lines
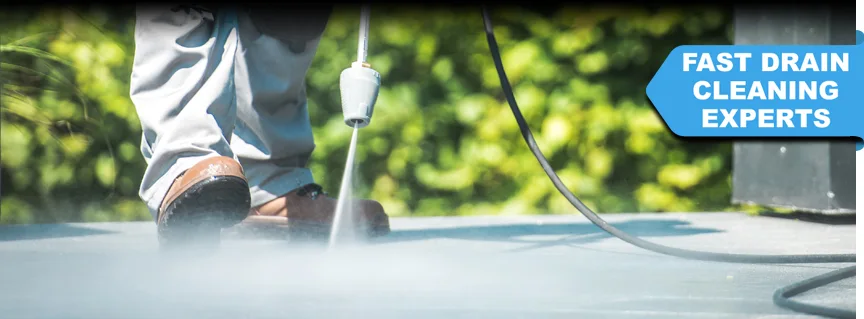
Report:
502,41,542,81
0,198,35,224
94,154,116,187
1,7,142,223
0,123,33,168
576,51,609,74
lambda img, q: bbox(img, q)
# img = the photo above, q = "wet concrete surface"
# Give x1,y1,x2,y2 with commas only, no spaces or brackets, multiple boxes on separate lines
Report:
0,212,855,318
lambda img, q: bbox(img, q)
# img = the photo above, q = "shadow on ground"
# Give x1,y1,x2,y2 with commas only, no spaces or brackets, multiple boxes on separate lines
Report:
371,218,722,251
0,224,116,241
758,211,856,225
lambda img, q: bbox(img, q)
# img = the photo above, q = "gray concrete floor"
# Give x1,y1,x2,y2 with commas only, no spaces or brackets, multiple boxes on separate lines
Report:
0,212,855,318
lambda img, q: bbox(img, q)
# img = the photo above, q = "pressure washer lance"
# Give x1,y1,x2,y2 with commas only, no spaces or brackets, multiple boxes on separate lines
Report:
329,4,381,249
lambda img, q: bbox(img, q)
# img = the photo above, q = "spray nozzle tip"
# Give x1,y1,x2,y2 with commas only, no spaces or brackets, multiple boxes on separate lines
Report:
345,118,368,128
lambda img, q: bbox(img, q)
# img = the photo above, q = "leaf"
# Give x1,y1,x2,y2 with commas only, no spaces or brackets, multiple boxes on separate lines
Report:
0,123,33,168
0,44,73,66
95,154,116,187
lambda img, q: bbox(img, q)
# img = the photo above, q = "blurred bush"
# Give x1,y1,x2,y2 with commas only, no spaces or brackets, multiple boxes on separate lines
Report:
1,5,740,224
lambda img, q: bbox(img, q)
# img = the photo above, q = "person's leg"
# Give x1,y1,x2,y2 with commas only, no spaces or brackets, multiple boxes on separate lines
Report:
229,7,322,207
130,5,251,246
229,6,389,238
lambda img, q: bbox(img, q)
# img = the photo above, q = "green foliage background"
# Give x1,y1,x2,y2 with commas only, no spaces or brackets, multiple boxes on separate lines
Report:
0,5,744,224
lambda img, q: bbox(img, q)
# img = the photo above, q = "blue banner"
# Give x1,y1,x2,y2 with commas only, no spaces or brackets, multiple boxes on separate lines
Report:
646,30,864,150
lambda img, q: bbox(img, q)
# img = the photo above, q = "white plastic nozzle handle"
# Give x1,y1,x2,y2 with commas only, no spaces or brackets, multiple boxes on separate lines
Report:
340,65,380,128
340,4,379,129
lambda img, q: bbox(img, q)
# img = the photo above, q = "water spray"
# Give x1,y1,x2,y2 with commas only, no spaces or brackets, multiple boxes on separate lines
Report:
329,4,381,249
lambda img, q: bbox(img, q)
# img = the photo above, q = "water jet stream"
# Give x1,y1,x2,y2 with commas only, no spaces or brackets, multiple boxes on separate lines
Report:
328,123,360,249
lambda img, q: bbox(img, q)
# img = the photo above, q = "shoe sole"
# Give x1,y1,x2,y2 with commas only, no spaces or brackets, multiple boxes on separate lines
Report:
232,215,390,241
158,176,251,249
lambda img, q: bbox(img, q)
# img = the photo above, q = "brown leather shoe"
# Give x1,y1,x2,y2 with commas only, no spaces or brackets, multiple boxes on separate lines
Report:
157,156,252,247
238,183,389,240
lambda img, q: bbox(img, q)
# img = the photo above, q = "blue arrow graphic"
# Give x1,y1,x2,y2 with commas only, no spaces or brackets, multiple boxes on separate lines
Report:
646,32,864,151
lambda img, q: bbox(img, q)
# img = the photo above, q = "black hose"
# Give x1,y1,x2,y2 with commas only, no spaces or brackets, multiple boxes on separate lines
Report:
773,265,856,319
480,6,855,318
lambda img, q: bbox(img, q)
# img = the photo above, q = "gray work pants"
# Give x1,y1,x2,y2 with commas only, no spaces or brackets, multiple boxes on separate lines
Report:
130,5,331,219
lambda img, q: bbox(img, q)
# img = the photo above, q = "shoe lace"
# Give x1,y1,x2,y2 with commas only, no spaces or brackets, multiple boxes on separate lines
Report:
295,183,328,200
